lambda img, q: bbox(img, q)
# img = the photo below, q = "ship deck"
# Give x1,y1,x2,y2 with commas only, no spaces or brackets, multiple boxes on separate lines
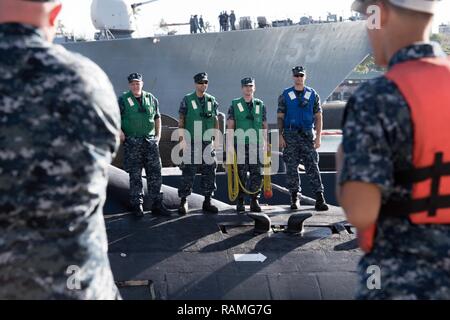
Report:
106,204,361,300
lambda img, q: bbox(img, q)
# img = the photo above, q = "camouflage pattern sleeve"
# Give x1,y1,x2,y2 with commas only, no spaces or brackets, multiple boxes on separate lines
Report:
339,81,395,197
179,97,188,116
227,105,235,121
262,102,267,122
340,77,414,201
313,91,322,114
277,93,286,114
0,26,121,299
118,96,125,116
154,96,161,120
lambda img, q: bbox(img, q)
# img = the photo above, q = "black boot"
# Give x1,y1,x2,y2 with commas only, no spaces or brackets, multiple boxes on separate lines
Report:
132,204,145,218
178,197,188,216
290,192,300,210
152,199,172,217
236,196,245,214
315,192,329,211
250,196,262,213
202,196,218,214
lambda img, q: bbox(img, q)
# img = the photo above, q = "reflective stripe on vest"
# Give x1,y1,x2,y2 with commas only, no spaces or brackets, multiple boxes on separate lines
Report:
232,97,264,145
283,86,315,130
121,91,156,137
184,92,217,142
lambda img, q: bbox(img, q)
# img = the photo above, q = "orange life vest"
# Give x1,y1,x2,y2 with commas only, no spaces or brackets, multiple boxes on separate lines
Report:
358,56,450,253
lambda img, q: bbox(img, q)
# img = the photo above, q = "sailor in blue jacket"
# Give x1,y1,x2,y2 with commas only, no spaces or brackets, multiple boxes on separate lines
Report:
277,66,329,211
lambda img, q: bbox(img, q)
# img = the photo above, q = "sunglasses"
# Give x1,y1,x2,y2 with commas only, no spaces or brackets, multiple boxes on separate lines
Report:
197,81,208,85
294,74,305,78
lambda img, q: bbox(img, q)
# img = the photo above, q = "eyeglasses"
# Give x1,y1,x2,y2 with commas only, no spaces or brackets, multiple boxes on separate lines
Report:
294,74,305,78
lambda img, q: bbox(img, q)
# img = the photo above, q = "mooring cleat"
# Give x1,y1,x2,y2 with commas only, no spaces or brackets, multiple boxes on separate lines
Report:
247,212,271,234
286,213,313,234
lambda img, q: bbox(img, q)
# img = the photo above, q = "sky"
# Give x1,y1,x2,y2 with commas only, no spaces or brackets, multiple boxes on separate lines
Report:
58,0,450,39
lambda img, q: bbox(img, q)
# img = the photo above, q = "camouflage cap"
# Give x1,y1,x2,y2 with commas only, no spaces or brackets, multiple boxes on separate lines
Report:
292,66,306,76
127,73,143,82
194,72,208,83
351,0,441,14
241,77,255,86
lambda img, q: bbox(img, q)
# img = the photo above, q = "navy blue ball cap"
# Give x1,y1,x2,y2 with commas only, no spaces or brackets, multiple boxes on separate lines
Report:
194,72,208,83
241,77,255,86
128,73,143,83
292,66,306,76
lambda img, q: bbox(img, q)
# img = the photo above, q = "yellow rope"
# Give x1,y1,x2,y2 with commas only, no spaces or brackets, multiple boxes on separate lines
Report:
263,146,272,199
227,145,272,202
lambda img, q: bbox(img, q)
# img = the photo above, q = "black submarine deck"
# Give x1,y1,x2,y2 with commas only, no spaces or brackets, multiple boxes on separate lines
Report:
106,203,361,300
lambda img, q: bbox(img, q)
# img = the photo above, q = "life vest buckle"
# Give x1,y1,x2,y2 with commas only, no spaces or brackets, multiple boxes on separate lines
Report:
200,112,213,118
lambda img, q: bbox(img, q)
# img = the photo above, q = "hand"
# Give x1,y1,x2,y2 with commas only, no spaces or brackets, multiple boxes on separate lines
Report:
279,135,286,149
314,137,321,149
155,135,161,145
120,130,125,143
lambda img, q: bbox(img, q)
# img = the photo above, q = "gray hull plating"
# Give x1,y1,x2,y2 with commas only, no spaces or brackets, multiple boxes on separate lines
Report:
64,22,370,123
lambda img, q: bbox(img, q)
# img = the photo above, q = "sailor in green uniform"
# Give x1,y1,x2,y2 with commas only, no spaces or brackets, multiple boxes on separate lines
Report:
227,77,268,213
178,72,220,215
119,73,170,217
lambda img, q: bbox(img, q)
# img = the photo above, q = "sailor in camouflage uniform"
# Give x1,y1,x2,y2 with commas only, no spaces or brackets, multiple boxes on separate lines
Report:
227,77,268,213
0,0,120,299
118,73,171,217
277,66,329,211
338,0,450,299
177,72,219,215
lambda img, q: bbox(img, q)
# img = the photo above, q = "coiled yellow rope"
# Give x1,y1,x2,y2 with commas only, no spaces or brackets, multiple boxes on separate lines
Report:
227,145,272,202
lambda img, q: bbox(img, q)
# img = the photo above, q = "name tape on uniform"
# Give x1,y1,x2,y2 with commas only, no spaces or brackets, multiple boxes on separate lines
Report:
237,102,244,113
207,101,212,112
192,100,198,110
255,103,260,115
127,97,135,107
288,91,296,100
304,91,312,100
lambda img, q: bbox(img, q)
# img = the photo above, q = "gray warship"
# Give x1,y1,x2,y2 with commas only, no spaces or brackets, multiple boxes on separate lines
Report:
62,0,372,300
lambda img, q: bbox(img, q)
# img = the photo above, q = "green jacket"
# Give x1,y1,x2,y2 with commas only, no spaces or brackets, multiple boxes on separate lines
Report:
184,92,217,142
232,97,264,145
121,90,158,138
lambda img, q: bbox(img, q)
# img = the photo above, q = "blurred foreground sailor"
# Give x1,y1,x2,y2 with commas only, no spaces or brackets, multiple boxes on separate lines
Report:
0,0,121,299
337,0,450,299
